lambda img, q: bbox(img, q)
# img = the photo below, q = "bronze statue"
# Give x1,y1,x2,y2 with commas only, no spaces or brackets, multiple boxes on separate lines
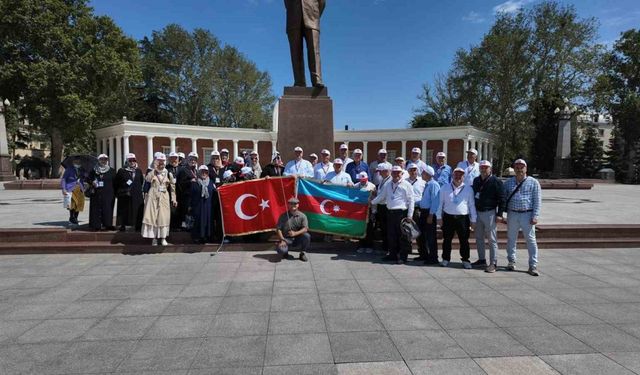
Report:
284,0,326,88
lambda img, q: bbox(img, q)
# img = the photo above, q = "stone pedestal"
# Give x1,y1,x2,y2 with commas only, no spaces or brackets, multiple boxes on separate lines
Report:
553,118,572,178
0,109,15,181
277,86,334,161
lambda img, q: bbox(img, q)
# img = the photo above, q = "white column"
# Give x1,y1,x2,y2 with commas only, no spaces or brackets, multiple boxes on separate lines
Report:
442,139,449,158
191,138,198,156
213,139,219,151
463,137,470,159
108,137,115,163
146,136,154,166
101,138,107,156
272,141,277,155
95,139,100,154
363,141,368,162
123,135,130,157
421,140,427,161
115,136,122,168
401,140,407,158
482,141,488,161
382,140,388,151
233,140,239,159
489,143,494,163
170,137,177,153
252,140,259,153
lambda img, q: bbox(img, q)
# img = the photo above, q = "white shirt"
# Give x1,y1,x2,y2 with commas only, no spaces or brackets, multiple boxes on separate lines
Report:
456,160,480,186
340,156,354,167
409,159,428,175
324,171,353,186
405,177,426,205
374,175,391,205
436,182,477,222
284,159,314,178
313,161,333,180
356,181,376,192
371,179,415,217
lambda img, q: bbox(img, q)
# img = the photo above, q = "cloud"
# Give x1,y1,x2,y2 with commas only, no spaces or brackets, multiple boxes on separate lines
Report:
462,11,486,24
492,0,532,14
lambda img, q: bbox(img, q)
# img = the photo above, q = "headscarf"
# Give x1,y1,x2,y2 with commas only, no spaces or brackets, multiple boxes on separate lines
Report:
124,159,137,172
95,157,110,174
249,154,262,176
198,168,210,199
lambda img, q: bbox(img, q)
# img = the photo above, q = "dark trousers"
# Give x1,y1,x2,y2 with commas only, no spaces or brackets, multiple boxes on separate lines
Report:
413,208,425,255
359,207,375,248
419,209,438,262
387,209,411,261
287,27,322,86
376,204,389,252
285,232,311,252
442,212,470,262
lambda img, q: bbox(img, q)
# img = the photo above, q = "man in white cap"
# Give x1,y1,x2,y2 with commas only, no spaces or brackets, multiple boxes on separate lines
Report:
284,146,314,178
395,156,410,179
433,151,451,186
472,160,504,272
457,148,480,186
207,150,224,186
410,147,428,175
177,152,186,166
436,167,477,268
503,159,541,276
324,158,353,186
309,153,318,167
371,165,415,264
313,149,333,180
338,143,353,166
355,171,376,253
372,162,392,254
418,165,440,265
261,151,285,177
175,151,199,229
220,148,230,167
406,163,426,259
368,148,388,185
346,148,368,183
167,152,180,178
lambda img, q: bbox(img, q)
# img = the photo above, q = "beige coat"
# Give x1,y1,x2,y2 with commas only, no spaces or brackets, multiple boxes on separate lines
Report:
285,0,326,31
142,169,176,228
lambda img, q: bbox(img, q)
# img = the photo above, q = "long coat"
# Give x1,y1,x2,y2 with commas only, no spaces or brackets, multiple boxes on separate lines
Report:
88,167,116,230
189,179,216,241
115,167,144,229
285,0,325,31
176,165,198,224
142,169,176,237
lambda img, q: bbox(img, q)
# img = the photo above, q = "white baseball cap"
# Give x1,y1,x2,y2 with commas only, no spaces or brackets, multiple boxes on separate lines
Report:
294,146,303,152
98,153,108,159
156,153,166,161
467,148,478,156
198,165,208,171
479,160,492,168
223,170,233,179
514,159,527,166
320,149,330,155
436,152,446,158
234,157,245,165
188,151,198,158
169,152,179,158
395,156,405,162
353,148,363,154
391,165,403,172
339,144,348,150
453,167,465,173
407,163,418,170
378,148,387,154
357,171,368,180
333,158,343,165
240,166,252,175
220,148,229,154
423,165,435,176
411,147,421,153
153,152,163,159
309,153,318,159
210,150,220,156
250,150,258,156
125,153,136,159
177,152,185,158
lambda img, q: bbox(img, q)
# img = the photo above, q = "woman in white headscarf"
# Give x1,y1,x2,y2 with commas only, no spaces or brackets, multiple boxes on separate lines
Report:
115,153,144,232
190,165,216,244
248,151,262,177
142,154,177,246
88,154,116,231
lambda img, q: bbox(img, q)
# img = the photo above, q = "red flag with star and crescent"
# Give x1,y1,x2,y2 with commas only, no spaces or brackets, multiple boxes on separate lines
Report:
217,176,296,236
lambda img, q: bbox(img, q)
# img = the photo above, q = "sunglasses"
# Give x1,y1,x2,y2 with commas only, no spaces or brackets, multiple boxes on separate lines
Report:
128,159,137,162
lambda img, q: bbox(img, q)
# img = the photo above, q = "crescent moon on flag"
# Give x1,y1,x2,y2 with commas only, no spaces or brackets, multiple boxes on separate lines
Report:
319,199,334,215
235,194,258,220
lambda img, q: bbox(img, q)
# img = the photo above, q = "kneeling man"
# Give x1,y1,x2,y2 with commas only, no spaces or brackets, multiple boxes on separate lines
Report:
276,197,311,262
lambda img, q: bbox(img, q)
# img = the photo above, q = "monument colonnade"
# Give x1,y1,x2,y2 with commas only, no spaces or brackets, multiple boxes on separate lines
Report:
94,118,496,170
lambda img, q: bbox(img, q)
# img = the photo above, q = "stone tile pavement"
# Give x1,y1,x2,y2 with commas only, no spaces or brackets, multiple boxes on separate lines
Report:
1,248,640,374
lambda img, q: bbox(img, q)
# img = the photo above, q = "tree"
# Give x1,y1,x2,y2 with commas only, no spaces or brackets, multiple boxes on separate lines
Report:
593,29,640,183
136,25,275,128
0,0,141,177
409,111,448,128
573,124,604,177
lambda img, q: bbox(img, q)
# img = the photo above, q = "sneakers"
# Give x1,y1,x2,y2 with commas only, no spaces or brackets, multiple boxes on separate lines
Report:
485,264,497,273
160,239,169,246
462,261,472,269
299,252,308,262
440,260,450,267
471,259,487,267
151,238,158,246
528,266,539,276
507,261,516,271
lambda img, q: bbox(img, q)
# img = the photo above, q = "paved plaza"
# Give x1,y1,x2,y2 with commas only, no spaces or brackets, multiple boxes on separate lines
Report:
2,248,640,374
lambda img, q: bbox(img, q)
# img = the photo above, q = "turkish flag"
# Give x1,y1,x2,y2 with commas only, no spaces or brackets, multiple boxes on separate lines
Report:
218,176,296,236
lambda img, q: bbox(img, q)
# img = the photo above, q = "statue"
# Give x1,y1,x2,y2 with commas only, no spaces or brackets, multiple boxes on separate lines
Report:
284,0,326,88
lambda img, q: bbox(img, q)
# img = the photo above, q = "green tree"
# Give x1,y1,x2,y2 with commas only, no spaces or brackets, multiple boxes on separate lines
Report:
573,124,604,177
593,29,640,183
0,0,141,177
409,111,448,128
137,25,275,129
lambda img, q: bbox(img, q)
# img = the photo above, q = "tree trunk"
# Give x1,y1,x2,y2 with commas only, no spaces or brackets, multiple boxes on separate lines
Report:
49,128,64,178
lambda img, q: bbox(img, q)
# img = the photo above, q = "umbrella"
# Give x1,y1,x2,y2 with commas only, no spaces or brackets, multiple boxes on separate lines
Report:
61,154,98,172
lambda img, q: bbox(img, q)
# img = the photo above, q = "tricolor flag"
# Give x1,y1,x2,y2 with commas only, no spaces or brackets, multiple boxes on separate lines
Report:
218,176,296,236
297,178,371,238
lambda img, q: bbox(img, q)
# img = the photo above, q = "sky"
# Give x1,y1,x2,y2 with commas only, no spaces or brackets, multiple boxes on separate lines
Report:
91,0,640,131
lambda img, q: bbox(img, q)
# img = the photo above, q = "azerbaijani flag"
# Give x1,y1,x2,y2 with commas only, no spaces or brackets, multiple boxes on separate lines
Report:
297,178,371,238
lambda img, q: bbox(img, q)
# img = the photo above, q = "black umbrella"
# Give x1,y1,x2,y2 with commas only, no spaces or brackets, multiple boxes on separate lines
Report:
61,154,98,172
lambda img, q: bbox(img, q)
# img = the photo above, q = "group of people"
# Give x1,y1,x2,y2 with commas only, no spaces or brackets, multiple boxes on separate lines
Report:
276,144,541,276
61,143,542,275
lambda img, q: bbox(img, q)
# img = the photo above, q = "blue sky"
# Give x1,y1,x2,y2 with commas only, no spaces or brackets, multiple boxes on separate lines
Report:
91,0,640,130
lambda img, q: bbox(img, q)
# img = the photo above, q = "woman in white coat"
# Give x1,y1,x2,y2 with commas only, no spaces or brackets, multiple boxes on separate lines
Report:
142,154,177,246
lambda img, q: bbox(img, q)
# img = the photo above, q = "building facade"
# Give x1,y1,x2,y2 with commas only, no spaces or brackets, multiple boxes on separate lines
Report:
94,118,497,170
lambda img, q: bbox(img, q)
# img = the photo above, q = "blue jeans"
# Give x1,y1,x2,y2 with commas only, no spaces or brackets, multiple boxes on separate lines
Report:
506,211,538,267
476,210,498,264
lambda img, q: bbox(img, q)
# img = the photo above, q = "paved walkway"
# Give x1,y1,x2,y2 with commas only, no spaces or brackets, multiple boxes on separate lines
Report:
1,182,639,228
1,248,640,374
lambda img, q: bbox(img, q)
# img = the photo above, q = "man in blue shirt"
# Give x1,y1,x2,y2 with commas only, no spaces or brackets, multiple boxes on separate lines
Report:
502,159,541,276
433,152,452,186
346,149,368,183
418,165,440,265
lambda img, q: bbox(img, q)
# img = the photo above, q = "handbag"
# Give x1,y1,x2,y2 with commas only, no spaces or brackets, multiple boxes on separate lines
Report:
401,217,421,241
